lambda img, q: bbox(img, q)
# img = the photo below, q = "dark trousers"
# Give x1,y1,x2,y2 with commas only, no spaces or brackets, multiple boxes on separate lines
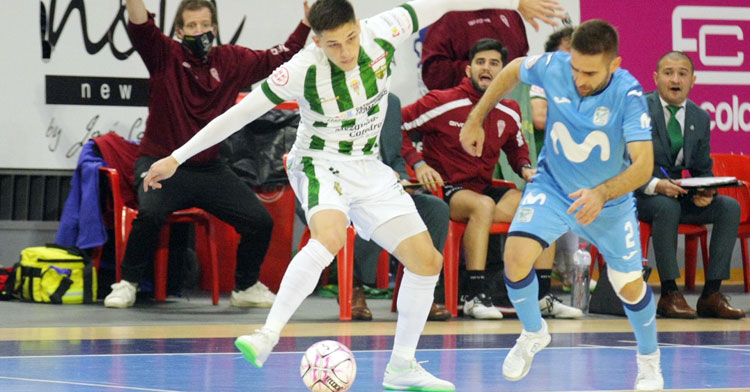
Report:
121,156,274,291
637,193,740,281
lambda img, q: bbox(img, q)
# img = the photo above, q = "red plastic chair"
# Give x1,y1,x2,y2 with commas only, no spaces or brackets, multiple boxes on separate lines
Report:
711,153,750,292
391,179,516,317
640,221,708,291
100,167,221,305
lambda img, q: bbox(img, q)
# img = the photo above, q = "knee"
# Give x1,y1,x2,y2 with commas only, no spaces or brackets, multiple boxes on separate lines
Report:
235,209,274,236
421,248,443,275
652,196,681,219
618,278,647,304
470,196,495,221
717,196,740,221
313,228,347,254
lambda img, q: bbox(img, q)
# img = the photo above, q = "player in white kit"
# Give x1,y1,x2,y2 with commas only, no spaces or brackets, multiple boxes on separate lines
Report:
142,0,564,389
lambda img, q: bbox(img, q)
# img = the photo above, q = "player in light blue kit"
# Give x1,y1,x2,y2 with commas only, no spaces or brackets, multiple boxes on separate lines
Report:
460,20,663,390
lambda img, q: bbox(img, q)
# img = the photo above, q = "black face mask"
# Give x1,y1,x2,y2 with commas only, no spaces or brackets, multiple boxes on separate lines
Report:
181,30,214,60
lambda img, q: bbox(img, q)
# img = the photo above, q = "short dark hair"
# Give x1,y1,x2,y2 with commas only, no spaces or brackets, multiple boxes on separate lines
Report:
308,0,356,35
571,19,618,58
468,38,508,66
656,51,695,73
174,0,217,29
544,26,574,52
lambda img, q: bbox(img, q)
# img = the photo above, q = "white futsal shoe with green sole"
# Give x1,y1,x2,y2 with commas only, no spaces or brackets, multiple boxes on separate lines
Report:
234,328,279,368
382,359,455,391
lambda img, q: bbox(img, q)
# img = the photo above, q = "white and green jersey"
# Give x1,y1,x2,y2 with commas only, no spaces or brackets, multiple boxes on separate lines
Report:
260,5,418,160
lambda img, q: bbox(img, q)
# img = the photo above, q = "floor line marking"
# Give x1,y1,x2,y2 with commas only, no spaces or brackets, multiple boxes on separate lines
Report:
1,344,748,359
0,376,185,392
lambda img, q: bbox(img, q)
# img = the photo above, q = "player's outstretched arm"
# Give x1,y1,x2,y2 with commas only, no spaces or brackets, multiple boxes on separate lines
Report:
567,141,654,225
142,89,277,191
459,57,524,157
408,0,565,32
125,0,148,24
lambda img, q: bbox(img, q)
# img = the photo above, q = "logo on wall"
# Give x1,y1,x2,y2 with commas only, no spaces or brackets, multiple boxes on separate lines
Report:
672,6,750,85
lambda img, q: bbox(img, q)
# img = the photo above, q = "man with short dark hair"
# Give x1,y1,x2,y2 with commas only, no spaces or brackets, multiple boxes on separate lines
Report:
142,0,565,389
103,0,311,309
402,38,582,320
636,51,744,320
462,20,663,389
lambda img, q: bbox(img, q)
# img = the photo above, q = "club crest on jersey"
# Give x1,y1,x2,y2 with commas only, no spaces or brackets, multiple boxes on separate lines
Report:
500,14,510,27
517,207,535,223
375,64,387,79
350,79,361,95
497,120,506,137
391,26,401,38
593,106,610,126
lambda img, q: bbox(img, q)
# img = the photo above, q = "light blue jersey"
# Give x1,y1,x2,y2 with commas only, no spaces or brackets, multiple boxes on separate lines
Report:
521,51,651,206
509,51,652,272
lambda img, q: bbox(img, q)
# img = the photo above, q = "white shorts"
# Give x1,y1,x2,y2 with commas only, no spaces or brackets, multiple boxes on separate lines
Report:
287,152,420,241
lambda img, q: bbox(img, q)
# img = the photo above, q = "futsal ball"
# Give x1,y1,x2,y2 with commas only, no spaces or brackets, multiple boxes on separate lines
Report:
300,340,357,391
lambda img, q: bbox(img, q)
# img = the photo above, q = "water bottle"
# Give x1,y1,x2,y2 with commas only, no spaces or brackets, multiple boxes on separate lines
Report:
570,244,591,313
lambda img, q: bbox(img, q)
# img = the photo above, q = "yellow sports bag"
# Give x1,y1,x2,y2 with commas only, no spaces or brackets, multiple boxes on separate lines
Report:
13,244,97,304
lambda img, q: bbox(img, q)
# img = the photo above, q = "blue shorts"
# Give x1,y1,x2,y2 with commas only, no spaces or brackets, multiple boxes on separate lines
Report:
509,175,643,273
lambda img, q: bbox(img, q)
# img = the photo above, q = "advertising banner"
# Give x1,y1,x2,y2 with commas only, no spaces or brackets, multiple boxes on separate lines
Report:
581,0,750,153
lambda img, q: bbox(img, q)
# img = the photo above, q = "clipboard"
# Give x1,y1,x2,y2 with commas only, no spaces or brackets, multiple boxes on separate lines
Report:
674,176,741,189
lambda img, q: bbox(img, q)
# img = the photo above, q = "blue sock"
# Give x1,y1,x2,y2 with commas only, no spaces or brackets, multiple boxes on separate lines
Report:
504,269,542,333
623,285,658,355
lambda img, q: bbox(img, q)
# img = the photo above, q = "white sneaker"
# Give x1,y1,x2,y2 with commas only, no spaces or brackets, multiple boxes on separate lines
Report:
104,280,137,308
234,328,279,368
539,294,584,319
463,293,503,319
635,350,664,390
231,281,276,308
382,359,455,391
503,319,551,381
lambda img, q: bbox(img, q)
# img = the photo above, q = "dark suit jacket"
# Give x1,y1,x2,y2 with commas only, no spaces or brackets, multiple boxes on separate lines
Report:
636,91,714,194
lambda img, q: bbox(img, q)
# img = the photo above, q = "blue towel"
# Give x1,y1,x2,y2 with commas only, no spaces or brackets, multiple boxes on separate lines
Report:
55,140,107,249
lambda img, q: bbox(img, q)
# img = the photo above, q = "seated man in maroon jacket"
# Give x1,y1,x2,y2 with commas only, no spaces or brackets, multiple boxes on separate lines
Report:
402,38,582,319
421,9,529,91
104,0,311,308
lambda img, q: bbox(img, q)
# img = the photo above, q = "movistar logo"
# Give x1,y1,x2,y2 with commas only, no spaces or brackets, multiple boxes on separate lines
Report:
549,122,611,163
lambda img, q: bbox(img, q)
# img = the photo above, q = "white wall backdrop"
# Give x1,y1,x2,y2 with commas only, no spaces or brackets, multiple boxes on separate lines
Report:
1,0,579,169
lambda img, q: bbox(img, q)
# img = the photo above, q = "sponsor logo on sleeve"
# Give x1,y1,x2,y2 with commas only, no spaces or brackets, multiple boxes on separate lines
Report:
271,67,290,87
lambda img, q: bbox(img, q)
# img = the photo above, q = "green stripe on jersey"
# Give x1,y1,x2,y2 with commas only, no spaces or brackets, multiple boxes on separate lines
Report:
367,104,380,116
313,121,327,128
357,48,379,99
338,141,354,155
374,39,395,78
301,157,319,209
329,61,354,112
310,135,325,150
363,137,377,155
400,4,419,33
304,66,324,115
341,119,355,128
261,81,284,105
